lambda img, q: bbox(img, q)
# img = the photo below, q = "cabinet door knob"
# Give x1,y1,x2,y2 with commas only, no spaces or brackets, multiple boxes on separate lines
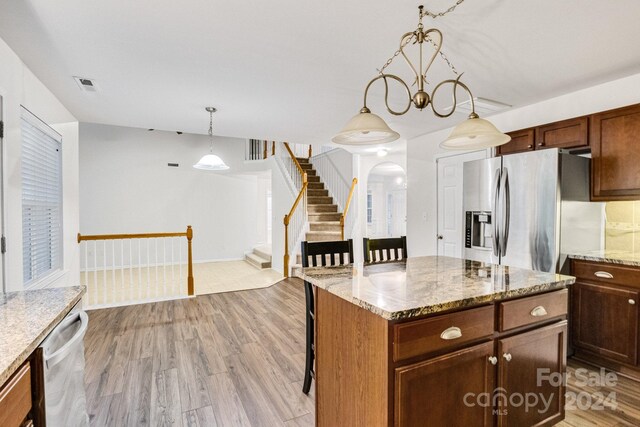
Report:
527,144,533,149
488,356,498,365
538,142,545,147
594,271,614,279
630,299,636,305
503,353,512,362
440,326,462,340
530,305,548,317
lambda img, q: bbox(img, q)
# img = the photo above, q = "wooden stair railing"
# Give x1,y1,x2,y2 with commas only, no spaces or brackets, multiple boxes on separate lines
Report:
78,225,195,297
340,178,358,240
283,142,308,277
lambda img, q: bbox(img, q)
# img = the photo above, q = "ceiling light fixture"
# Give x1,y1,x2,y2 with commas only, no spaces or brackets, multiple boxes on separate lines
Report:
332,2,511,150
193,107,229,171
377,148,389,157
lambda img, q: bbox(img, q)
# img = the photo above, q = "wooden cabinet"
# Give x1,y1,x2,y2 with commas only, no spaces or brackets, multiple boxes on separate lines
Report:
591,103,640,200
498,322,567,427
0,349,45,427
497,116,589,156
536,117,588,150
497,129,535,155
316,287,569,427
571,259,640,379
573,281,638,364
395,341,495,427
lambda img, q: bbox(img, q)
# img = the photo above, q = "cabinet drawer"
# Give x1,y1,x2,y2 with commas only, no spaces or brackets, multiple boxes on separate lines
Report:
0,363,32,427
498,289,568,332
393,305,494,362
572,260,640,289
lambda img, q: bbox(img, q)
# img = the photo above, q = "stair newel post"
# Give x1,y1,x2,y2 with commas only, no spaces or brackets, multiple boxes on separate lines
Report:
263,140,268,159
284,214,290,278
186,225,194,296
272,141,275,156
308,145,312,158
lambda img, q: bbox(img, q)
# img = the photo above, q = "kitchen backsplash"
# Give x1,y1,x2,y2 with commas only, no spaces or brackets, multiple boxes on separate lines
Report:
605,201,640,253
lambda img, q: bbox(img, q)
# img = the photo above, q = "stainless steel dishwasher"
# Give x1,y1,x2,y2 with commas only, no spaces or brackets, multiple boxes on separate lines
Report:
40,303,90,427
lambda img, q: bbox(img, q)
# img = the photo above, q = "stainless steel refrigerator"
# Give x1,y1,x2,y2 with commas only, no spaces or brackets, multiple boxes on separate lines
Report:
462,148,603,273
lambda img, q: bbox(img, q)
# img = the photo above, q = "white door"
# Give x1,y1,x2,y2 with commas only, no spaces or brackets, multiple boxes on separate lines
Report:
437,150,487,257
0,95,4,291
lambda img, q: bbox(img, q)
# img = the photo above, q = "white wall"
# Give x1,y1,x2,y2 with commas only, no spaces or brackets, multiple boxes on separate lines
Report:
0,36,79,292
407,72,640,257
79,123,268,262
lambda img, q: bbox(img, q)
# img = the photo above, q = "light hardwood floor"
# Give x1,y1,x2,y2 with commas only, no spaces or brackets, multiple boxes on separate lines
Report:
84,278,640,427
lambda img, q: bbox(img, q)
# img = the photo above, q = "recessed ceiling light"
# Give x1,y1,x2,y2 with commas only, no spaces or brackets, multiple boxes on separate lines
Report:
377,148,388,157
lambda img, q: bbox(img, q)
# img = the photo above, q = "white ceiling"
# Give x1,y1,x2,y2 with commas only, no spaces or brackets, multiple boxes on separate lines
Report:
1,0,640,145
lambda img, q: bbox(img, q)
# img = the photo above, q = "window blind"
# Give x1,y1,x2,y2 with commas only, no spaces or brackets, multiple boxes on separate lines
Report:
21,107,63,285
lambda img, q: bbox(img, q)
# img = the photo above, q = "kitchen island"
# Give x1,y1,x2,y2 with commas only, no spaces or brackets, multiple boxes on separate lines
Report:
296,256,575,427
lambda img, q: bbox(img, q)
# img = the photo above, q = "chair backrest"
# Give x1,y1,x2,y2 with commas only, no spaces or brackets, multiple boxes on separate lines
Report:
301,239,354,267
363,236,407,263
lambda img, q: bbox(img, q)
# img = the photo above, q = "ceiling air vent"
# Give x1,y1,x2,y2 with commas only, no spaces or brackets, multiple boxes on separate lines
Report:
73,76,99,93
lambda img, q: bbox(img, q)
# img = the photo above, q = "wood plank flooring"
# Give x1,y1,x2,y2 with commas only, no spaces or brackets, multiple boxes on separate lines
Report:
84,278,640,427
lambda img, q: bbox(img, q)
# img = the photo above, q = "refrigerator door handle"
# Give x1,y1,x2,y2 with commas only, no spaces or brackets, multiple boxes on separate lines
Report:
492,168,501,257
500,167,511,256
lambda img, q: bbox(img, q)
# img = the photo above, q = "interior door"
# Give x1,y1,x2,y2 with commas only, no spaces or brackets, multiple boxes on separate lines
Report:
0,95,4,292
437,151,486,258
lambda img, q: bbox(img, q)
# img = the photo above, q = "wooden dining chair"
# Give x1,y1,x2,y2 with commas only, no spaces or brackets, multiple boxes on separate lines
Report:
363,236,407,264
300,239,354,394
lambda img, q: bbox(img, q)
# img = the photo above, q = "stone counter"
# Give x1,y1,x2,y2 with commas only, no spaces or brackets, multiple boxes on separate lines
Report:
295,256,575,320
0,286,85,386
569,250,640,267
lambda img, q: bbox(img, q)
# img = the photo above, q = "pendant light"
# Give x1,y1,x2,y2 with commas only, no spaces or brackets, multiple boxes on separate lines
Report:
193,107,229,171
332,3,510,150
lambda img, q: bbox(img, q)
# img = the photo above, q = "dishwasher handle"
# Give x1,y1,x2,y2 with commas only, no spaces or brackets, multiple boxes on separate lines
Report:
45,310,89,369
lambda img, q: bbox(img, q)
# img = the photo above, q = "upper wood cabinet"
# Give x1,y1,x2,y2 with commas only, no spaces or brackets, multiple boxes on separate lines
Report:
536,116,588,150
496,129,535,155
497,117,589,156
591,103,640,201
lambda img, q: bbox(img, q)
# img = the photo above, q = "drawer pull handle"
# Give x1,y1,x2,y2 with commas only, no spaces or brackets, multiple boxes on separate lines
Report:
630,299,636,305
440,327,462,340
594,271,613,279
488,356,498,365
530,306,548,317
503,353,512,362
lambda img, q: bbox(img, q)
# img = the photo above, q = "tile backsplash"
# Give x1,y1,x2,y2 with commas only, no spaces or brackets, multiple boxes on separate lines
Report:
605,201,640,253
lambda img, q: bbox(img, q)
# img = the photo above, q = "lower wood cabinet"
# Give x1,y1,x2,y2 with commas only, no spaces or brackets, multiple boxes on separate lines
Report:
571,259,640,379
498,322,567,427
316,288,569,427
395,341,495,427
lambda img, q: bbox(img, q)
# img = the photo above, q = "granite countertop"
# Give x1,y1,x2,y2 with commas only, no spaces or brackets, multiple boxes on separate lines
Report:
295,256,575,320
568,250,640,267
0,286,85,386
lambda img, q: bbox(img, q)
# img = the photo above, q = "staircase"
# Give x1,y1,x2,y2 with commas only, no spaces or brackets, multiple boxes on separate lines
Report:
297,157,343,243
245,245,272,269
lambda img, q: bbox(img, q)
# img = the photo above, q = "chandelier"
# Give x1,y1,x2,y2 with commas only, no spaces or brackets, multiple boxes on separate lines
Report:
193,107,230,170
332,3,511,150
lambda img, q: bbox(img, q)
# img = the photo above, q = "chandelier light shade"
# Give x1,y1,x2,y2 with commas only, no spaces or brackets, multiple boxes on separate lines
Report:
332,108,400,145
332,3,511,150
440,115,512,150
194,107,229,171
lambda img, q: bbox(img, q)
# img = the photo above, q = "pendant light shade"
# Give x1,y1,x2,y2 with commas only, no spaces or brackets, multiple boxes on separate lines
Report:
332,110,400,145
194,107,229,170
439,116,511,150
193,154,229,170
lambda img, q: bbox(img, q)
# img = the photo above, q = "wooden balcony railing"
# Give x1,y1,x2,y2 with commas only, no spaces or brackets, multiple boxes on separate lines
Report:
77,225,194,308
283,142,308,277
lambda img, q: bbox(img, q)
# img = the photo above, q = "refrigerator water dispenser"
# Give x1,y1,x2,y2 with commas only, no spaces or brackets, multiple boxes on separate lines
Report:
465,211,493,250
